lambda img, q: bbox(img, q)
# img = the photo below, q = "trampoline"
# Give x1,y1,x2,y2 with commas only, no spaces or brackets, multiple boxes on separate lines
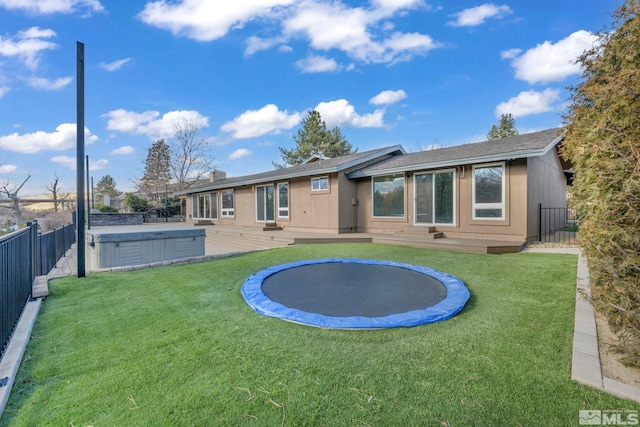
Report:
241,258,470,329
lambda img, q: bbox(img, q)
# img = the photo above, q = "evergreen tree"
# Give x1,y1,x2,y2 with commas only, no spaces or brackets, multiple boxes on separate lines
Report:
124,193,149,212
561,0,640,367
142,139,171,201
94,174,121,203
486,113,519,140
274,110,356,168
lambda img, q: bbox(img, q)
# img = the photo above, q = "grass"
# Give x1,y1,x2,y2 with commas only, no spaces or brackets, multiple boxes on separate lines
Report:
1,243,637,426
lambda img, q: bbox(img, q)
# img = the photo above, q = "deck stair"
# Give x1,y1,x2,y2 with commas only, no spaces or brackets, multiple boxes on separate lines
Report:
263,223,283,231
202,225,524,255
396,226,444,239
205,227,292,251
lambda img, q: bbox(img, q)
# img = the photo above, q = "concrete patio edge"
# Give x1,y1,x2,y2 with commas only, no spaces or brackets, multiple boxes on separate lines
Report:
0,298,42,415
524,247,640,404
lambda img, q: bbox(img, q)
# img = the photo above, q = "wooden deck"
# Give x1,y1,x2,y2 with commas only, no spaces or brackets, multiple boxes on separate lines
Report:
201,224,525,254
46,224,525,278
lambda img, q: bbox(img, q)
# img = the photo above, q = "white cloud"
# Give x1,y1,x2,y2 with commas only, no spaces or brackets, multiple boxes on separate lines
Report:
90,159,109,170
109,145,134,155
500,48,521,59
138,0,296,41
26,76,73,90
99,58,132,71
370,89,407,105
448,3,512,27
139,0,439,66
0,0,104,14
315,99,385,128
372,0,426,11
0,86,9,97
50,156,75,169
295,55,339,73
245,36,285,56
283,2,439,64
102,109,209,139
220,104,301,139
0,27,58,69
495,88,561,118
51,155,108,170
0,123,98,154
0,164,18,173
505,30,598,84
229,148,252,160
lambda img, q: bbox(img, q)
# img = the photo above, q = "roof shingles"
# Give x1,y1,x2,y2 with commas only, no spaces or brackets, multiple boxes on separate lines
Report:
348,128,564,177
178,145,404,194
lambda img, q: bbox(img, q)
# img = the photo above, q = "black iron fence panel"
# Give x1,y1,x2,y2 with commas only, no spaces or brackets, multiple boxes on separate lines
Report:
38,223,75,276
0,223,36,360
1,219,76,360
538,205,578,244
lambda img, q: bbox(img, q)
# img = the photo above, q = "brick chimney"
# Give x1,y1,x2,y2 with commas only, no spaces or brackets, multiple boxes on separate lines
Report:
210,170,227,182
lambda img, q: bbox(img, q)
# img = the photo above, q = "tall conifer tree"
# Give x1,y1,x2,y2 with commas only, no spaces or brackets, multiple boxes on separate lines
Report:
275,110,356,168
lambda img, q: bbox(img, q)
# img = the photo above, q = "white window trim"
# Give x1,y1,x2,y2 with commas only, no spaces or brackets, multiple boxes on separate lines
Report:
210,192,218,220
255,184,275,223
192,193,218,220
472,162,506,221
277,182,289,219
191,194,199,219
413,168,456,226
221,189,235,217
371,174,406,218
311,176,329,192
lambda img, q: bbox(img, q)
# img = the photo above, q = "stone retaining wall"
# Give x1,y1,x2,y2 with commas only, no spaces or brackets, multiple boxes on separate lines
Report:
90,213,144,226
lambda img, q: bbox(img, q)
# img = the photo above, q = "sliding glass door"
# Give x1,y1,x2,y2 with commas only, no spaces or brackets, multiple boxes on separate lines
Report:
256,185,275,222
414,170,454,225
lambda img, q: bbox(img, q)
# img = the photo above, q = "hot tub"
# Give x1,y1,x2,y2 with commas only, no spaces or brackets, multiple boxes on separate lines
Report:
86,226,205,270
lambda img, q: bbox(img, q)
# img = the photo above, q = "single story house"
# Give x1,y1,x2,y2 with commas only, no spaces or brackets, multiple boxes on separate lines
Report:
177,128,569,244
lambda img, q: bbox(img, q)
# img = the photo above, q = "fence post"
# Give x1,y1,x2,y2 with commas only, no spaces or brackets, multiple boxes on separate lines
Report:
28,220,39,283
537,203,542,242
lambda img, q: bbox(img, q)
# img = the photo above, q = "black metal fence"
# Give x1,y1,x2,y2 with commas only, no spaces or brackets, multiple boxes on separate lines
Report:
1,220,76,360
39,222,76,275
537,204,578,244
1,222,38,360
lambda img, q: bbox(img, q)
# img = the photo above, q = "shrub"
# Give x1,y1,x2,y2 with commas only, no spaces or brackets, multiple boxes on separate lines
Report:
94,204,118,213
124,193,148,212
561,0,640,367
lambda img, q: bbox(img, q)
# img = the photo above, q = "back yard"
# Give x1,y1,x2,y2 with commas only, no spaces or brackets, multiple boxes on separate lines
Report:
1,244,637,426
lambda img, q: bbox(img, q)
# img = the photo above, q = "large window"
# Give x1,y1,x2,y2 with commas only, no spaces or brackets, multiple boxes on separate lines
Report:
415,170,454,225
473,163,505,220
278,182,289,218
311,176,329,191
373,174,405,217
192,193,217,219
221,189,234,217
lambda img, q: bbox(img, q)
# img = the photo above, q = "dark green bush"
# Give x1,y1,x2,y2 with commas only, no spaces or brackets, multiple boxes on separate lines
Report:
562,0,640,367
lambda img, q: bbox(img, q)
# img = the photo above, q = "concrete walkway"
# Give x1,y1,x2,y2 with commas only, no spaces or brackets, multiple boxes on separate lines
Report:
2,244,639,418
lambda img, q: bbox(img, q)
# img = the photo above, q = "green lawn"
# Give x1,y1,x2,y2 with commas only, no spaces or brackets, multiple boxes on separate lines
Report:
1,244,637,426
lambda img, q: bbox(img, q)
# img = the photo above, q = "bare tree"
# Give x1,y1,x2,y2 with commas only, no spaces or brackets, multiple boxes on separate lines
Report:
46,174,71,212
170,119,215,191
0,175,31,226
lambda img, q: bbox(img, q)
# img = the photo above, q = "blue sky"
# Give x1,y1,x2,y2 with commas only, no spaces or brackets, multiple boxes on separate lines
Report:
0,0,617,196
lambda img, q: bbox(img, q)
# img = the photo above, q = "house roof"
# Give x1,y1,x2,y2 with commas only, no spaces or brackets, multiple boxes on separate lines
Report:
348,128,564,178
176,145,405,195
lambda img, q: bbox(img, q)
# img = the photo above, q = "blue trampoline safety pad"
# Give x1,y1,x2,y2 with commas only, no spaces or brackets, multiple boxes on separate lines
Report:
240,258,470,329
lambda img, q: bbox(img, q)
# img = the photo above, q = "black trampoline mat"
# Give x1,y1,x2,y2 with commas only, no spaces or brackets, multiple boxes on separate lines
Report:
261,263,447,317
